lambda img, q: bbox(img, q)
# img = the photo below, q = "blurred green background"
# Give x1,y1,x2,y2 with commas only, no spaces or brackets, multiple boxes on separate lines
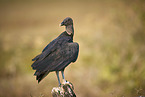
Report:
0,0,145,97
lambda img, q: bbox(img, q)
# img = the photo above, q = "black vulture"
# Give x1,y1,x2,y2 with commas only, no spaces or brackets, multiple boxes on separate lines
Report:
31,17,79,86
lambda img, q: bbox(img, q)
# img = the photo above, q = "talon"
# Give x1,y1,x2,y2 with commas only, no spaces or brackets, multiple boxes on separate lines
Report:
59,84,61,87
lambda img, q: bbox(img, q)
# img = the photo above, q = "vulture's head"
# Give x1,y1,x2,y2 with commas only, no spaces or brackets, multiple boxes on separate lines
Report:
60,17,73,26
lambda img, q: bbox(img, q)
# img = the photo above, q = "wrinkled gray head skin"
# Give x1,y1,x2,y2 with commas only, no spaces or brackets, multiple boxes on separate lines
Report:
60,17,73,26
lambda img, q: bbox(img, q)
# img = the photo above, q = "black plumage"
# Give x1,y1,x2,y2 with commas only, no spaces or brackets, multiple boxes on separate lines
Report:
31,17,79,84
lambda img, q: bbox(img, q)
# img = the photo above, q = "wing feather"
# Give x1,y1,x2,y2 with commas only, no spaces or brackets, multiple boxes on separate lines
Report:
32,42,79,72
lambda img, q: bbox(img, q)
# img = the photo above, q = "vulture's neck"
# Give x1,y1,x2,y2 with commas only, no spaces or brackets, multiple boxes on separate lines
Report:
65,24,74,36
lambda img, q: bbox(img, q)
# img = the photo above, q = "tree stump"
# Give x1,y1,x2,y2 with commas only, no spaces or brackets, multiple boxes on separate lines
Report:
51,81,76,97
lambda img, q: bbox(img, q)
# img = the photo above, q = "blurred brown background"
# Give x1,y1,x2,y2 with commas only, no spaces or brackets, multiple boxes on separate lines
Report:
0,0,145,97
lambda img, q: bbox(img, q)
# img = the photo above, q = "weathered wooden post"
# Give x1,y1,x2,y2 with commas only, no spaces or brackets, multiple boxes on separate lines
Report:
51,81,76,97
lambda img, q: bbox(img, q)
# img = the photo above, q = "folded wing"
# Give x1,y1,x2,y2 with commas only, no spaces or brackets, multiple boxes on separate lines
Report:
31,35,79,83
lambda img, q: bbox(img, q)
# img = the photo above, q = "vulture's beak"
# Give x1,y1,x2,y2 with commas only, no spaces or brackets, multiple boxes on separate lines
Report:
60,21,64,26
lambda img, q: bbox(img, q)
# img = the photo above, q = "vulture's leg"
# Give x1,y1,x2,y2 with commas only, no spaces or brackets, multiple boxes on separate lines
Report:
61,70,66,83
56,71,61,86
61,70,73,89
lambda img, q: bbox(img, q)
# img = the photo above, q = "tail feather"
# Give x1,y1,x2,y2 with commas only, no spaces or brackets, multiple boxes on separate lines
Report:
34,70,49,83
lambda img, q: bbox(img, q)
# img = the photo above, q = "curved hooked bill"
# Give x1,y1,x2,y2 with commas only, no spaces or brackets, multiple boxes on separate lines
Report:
59,21,64,26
